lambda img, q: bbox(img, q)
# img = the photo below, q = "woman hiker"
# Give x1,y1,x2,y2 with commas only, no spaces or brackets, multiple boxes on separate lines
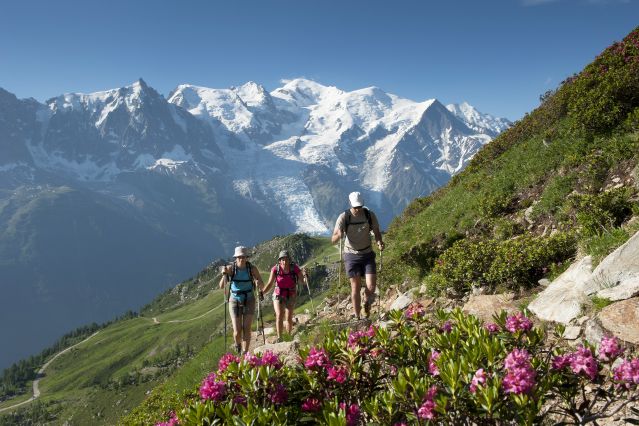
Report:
219,246,265,354
263,250,303,342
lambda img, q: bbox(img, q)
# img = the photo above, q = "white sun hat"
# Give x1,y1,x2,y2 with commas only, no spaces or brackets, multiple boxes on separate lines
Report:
233,246,249,257
348,191,364,207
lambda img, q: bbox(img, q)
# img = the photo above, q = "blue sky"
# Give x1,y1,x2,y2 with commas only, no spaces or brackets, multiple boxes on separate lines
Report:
1,0,637,120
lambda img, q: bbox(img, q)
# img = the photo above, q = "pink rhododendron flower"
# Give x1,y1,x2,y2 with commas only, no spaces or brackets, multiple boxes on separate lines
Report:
232,395,247,406
613,358,639,387
243,352,262,367
551,354,572,370
393,423,408,426
269,383,288,405
305,347,332,370
339,402,361,426
598,336,624,362
428,351,440,376
199,374,227,401
404,303,425,319
505,312,533,333
217,353,240,372
327,366,349,384
570,346,598,381
485,322,500,334
301,397,322,412
441,320,453,333
502,348,536,394
261,350,283,369
348,326,375,350
155,411,179,426
504,348,531,370
370,347,385,358
417,386,438,420
470,368,487,393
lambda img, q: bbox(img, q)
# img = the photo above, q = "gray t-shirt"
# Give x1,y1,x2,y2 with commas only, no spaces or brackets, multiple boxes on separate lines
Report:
334,208,380,254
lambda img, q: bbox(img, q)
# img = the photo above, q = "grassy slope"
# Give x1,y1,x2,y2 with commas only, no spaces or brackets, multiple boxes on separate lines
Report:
0,235,335,425
383,27,639,289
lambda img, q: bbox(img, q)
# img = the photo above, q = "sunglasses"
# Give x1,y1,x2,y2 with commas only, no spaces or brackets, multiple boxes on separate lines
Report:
353,206,363,210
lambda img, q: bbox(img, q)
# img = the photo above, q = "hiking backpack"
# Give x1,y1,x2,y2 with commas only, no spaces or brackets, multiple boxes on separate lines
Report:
343,208,373,233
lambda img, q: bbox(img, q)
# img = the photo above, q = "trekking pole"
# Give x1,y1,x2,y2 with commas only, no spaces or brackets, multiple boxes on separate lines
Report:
338,236,342,288
257,291,266,345
303,268,315,315
223,270,230,351
378,249,383,317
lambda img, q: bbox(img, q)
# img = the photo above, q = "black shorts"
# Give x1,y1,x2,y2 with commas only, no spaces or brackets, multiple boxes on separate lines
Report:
344,251,376,278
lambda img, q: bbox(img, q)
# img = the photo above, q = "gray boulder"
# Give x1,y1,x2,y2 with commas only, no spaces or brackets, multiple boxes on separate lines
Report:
583,230,639,299
528,256,593,324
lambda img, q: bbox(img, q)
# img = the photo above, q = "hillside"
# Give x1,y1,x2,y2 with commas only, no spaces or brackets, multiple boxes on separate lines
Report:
383,26,639,296
0,235,335,425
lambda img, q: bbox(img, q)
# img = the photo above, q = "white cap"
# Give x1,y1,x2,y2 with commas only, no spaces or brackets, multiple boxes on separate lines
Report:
233,246,249,257
349,191,364,207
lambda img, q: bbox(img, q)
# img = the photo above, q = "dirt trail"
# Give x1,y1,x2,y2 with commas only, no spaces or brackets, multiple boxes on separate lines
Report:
0,331,100,413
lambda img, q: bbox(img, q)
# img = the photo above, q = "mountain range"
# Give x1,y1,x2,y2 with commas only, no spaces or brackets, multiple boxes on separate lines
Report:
0,78,510,369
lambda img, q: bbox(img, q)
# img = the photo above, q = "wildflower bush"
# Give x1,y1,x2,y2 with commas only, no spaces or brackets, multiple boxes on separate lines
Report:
156,308,639,425
427,232,576,294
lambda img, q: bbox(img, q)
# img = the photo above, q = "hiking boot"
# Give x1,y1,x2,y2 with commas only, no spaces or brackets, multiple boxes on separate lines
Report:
364,301,371,319
234,343,242,354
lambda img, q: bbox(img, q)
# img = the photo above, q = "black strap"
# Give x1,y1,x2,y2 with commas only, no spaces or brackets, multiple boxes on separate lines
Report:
344,208,372,233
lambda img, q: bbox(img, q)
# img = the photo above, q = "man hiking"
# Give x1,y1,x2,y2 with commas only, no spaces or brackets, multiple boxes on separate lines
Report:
219,246,265,354
331,191,385,320
262,250,303,342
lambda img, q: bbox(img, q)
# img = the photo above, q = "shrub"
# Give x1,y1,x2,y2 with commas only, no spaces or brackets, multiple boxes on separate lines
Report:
569,187,635,237
429,233,576,293
159,309,639,425
565,27,639,135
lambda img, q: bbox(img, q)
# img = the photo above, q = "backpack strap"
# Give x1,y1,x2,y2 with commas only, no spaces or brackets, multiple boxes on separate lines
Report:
344,208,373,233
276,263,298,284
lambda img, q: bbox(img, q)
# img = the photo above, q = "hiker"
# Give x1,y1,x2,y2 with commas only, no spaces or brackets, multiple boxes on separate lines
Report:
219,246,265,354
331,191,385,320
263,250,303,341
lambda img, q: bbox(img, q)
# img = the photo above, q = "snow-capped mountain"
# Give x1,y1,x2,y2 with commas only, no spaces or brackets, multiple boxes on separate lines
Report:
446,101,511,137
0,79,509,369
168,78,510,230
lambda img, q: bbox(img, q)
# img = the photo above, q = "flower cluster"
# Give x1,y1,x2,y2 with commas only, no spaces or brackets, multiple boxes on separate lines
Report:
260,350,284,369
417,386,438,420
199,373,227,401
217,353,240,372
598,336,624,362
614,358,639,387
440,320,453,333
428,351,440,376
470,368,487,393
269,383,288,405
505,312,533,333
340,402,361,426
327,365,349,384
347,325,376,350
304,347,331,370
484,322,500,334
553,346,598,381
404,302,425,319
301,397,321,413
502,348,536,394
155,411,179,426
